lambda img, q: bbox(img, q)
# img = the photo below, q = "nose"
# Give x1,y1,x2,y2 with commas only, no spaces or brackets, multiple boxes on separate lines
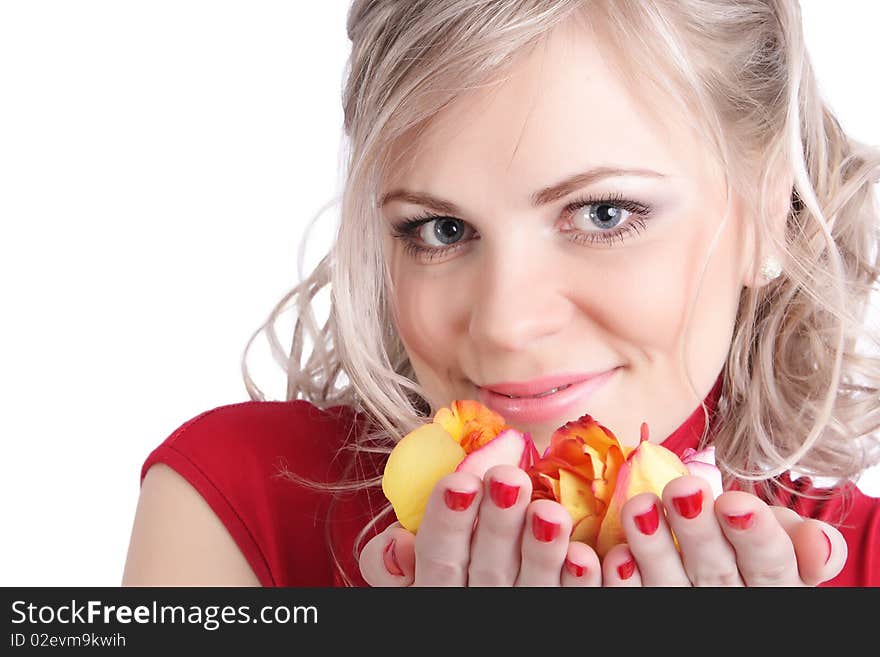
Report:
466,239,572,353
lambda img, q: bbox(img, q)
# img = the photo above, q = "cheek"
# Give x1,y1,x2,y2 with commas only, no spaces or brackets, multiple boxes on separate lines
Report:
581,244,695,354
583,211,740,364
683,214,745,372
394,277,443,354
390,266,462,392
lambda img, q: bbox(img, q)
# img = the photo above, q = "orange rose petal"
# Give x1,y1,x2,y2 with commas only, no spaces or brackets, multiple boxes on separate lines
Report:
538,472,561,500
596,445,625,505
556,416,618,452
435,400,507,453
551,439,600,481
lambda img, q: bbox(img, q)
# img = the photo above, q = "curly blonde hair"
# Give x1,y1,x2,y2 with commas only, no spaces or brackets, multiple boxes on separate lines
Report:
240,0,880,585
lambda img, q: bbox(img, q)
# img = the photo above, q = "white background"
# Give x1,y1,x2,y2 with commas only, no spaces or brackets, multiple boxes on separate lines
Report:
1,2,878,586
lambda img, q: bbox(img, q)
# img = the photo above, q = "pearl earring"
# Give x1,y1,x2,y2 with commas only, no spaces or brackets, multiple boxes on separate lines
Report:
760,255,783,281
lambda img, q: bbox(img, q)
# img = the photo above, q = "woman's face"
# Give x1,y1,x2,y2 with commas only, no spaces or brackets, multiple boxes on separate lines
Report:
380,22,754,451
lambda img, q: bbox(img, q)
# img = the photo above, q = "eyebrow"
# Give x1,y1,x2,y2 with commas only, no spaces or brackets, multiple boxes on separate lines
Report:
379,166,666,215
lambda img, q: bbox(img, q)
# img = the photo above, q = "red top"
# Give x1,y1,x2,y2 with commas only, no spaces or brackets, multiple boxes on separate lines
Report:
141,379,880,586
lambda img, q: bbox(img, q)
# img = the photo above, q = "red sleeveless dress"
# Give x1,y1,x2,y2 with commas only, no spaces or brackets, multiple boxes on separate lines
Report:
140,377,879,586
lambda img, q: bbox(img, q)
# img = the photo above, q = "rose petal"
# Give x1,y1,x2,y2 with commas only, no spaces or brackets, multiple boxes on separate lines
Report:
558,468,598,525
596,441,688,556
682,446,723,498
571,513,602,544
682,445,717,467
434,400,507,452
381,423,466,532
685,461,723,499
520,432,540,470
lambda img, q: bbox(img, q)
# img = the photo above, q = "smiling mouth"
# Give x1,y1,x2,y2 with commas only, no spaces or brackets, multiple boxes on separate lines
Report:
493,383,574,399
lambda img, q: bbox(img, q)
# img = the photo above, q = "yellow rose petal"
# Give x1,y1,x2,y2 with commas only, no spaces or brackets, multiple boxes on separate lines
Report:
596,442,689,556
623,442,689,494
571,514,601,545
381,423,467,533
558,468,597,525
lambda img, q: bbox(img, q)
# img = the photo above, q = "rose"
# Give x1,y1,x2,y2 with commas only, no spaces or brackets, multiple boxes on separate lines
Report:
382,400,538,532
381,400,723,555
528,417,723,556
528,415,626,549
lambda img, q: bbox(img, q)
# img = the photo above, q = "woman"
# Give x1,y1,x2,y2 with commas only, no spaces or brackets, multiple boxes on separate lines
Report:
123,0,880,587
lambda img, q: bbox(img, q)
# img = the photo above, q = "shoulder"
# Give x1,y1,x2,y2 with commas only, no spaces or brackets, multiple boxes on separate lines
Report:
776,474,880,587
140,400,362,485
123,461,263,586
136,399,367,586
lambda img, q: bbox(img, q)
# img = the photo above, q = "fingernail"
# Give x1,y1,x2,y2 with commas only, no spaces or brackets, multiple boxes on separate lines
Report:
489,479,520,509
724,512,755,530
634,504,659,535
822,530,832,565
672,490,703,519
617,557,636,580
532,515,560,542
444,489,477,511
383,539,404,577
564,558,586,578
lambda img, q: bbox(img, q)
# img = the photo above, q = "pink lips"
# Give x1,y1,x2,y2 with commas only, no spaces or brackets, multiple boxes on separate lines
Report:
482,372,609,397
477,368,621,425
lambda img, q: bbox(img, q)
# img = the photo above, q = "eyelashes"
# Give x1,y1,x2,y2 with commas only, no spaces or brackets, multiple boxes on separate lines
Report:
389,192,655,263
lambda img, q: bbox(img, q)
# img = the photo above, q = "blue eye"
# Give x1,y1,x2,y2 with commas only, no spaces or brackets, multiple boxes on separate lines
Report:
578,203,627,230
426,217,468,246
390,192,654,262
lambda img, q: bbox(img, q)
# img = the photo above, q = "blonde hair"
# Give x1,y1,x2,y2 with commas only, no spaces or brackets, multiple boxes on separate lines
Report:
241,0,880,585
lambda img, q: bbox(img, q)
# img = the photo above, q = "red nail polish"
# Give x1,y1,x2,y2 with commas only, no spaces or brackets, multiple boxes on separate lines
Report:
532,515,560,542
444,489,477,511
489,479,520,509
617,557,636,580
383,539,404,577
672,490,703,519
822,530,832,565
724,512,755,530
634,504,659,535
564,558,586,578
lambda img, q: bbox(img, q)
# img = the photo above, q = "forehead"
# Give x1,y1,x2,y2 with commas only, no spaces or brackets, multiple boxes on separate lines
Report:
385,19,713,205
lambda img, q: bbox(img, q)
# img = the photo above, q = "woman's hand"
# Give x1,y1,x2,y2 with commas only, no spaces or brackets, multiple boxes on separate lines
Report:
359,464,602,587
600,475,847,586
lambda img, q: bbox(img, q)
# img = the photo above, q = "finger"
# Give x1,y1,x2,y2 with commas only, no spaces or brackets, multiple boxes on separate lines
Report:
514,499,572,587
602,544,642,587
663,476,744,586
358,522,415,587
560,541,602,587
621,492,690,586
769,505,803,533
467,465,532,586
786,516,847,586
412,471,483,586
714,490,801,586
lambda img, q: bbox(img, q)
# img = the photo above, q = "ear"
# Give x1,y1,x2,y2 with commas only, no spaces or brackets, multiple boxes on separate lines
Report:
742,165,794,289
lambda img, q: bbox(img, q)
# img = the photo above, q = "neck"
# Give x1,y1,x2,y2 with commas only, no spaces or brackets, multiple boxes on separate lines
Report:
659,372,724,456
